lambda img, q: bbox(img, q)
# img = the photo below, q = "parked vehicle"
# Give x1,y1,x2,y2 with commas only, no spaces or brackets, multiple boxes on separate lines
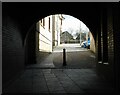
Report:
81,38,90,49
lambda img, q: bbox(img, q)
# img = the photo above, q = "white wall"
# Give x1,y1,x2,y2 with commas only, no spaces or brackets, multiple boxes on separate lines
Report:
38,14,62,52
39,16,52,52
54,15,61,46
90,32,96,53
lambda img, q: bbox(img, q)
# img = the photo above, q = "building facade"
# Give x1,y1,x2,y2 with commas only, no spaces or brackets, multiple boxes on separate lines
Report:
37,14,64,53
52,14,64,47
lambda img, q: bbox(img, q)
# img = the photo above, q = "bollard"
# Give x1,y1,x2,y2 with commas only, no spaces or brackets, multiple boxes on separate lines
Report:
63,48,67,66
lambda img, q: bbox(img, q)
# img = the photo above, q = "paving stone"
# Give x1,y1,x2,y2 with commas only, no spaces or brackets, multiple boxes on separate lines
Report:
20,73,33,79
42,69,52,72
33,71,43,75
33,69,42,72
45,77,58,81
47,81,61,86
55,73,68,77
33,77,45,81
50,90,66,94
33,92,49,94
44,73,56,77
33,81,46,86
3,68,115,94
57,77,72,82
48,85,64,92
33,75,44,79
33,84,48,92
60,80,74,85
64,84,84,93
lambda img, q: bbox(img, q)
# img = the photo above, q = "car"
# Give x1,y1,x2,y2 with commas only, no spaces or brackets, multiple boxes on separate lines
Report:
81,41,87,48
81,38,90,49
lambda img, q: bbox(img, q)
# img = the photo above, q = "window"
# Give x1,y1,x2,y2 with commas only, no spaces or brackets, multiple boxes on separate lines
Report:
41,19,42,24
43,18,45,28
40,19,45,28
48,17,50,31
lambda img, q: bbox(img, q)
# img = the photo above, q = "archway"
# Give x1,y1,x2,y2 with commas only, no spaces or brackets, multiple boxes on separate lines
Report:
2,2,116,94
29,14,96,69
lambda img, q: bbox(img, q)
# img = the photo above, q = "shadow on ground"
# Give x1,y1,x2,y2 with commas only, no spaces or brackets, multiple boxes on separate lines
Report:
53,50,96,69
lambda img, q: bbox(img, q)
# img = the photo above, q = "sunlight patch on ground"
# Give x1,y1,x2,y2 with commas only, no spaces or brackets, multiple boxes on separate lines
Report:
53,49,88,53
53,44,88,53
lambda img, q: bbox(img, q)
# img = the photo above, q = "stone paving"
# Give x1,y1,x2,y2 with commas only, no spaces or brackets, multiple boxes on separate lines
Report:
3,68,115,94
3,44,116,94
27,44,96,69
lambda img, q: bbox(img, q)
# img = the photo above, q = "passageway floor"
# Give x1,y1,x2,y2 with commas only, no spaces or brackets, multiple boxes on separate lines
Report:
27,44,96,69
3,68,115,94
3,44,115,94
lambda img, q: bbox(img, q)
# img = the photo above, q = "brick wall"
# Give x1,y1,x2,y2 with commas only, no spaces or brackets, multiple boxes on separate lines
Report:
25,24,36,65
107,7,114,79
96,6,115,83
113,4,120,93
2,16,25,87
102,8,108,63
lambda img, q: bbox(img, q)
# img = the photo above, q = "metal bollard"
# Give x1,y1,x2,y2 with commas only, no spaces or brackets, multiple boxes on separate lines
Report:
63,48,67,66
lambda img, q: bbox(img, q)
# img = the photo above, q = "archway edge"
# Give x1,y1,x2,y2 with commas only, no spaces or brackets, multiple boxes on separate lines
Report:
3,2,100,44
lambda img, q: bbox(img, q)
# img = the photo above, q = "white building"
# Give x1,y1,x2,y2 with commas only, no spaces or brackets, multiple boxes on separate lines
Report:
52,14,64,47
37,14,64,53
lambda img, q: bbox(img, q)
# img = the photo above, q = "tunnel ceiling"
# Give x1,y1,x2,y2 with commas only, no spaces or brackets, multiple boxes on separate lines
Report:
3,2,113,41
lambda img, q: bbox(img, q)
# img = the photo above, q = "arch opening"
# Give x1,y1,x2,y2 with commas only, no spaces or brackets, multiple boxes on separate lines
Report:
34,14,96,69
36,14,95,52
